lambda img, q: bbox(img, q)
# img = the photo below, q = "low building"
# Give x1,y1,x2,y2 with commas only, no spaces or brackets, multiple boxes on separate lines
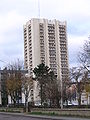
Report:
67,84,90,106
0,68,8,106
0,68,28,106
81,90,90,105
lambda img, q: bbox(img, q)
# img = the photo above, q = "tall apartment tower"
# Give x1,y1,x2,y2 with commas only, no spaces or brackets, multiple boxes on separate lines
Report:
24,18,69,84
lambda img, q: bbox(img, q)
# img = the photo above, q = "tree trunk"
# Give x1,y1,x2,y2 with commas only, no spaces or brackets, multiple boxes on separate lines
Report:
40,84,43,106
78,93,81,107
77,82,81,107
50,99,52,107
56,97,60,108
17,91,20,107
24,97,28,112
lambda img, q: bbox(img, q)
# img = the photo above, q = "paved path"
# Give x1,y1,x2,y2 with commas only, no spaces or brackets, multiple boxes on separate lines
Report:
0,114,50,120
0,112,90,120
0,114,41,120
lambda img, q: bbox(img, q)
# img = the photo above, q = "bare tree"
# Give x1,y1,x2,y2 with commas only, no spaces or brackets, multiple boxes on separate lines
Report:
78,38,90,72
77,38,90,105
62,76,70,106
70,67,84,106
5,59,34,111
22,75,33,112
6,59,23,106
45,71,60,108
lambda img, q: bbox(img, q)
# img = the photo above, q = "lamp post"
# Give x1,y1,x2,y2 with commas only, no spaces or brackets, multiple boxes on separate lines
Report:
60,77,63,109
56,63,63,109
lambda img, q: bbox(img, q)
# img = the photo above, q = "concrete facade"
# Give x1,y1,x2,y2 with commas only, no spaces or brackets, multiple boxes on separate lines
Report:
24,18,69,104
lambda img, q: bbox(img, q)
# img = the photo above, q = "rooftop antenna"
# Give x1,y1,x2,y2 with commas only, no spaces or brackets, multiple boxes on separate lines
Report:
38,0,40,18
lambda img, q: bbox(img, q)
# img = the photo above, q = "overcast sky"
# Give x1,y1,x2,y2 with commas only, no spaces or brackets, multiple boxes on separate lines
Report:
0,0,90,68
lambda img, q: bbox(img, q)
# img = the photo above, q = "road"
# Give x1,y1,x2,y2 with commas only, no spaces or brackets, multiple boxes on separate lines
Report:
0,113,89,120
0,114,48,120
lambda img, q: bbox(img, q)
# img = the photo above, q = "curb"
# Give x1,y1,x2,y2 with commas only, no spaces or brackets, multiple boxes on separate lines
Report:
0,112,89,120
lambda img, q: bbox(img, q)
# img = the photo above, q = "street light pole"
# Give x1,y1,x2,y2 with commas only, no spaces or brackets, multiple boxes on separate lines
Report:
56,63,63,109
60,77,63,109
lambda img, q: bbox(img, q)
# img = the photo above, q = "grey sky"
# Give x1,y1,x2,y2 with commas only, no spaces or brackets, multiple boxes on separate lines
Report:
0,0,90,68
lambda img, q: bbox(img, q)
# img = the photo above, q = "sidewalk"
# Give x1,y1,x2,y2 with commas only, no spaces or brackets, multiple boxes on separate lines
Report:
0,112,90,120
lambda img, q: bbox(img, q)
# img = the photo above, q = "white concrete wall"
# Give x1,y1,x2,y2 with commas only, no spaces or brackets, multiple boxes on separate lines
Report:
31,18,41,69
8,95,12,104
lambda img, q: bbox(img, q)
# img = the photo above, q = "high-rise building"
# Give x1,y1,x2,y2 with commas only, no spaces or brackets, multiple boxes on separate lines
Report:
24,18,69,104
24,18,69,80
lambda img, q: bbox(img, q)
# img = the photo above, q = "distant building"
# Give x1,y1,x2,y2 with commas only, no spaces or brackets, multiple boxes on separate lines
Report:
0,68,8,106
81,90,90,105
24,18,69,104
0,68,28,106
66,84,90,106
